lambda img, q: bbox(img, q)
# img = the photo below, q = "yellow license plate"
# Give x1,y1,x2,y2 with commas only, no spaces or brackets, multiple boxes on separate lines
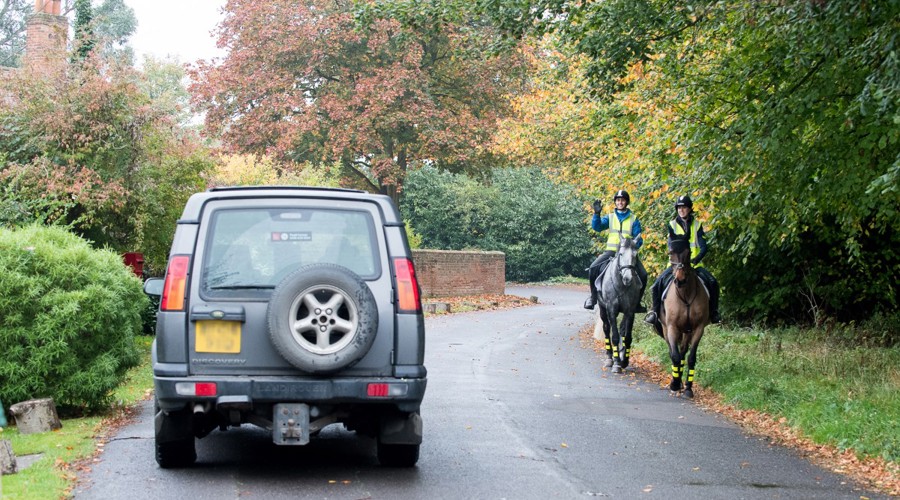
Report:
195,320,241,354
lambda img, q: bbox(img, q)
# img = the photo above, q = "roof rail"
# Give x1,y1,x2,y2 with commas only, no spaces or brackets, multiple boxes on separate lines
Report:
207,185,367,194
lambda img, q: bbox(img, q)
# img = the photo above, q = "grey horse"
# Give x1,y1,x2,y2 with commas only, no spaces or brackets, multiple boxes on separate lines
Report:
592,238,643,373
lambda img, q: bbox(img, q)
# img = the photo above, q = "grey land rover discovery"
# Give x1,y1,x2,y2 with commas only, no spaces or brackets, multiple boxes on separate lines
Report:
144,186,426,468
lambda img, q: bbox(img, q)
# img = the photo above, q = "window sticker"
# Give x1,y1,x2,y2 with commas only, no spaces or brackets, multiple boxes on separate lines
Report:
272,232,312,242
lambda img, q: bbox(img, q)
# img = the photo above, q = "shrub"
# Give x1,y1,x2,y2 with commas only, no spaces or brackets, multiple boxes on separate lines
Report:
0,54,213,274
401,166,593,282
481,168,594,281
0,225,144,414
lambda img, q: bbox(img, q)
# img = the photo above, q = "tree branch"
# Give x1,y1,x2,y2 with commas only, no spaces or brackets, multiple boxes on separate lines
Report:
345,159,380,192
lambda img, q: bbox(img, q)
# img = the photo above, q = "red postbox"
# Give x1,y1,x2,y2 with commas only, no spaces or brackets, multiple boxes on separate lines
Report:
123,252,145,278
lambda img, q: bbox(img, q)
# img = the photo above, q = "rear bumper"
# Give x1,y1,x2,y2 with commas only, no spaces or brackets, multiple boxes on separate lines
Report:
154,375,427,413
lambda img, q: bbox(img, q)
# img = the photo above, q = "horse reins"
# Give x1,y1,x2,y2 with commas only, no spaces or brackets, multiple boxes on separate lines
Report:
611,253,638,302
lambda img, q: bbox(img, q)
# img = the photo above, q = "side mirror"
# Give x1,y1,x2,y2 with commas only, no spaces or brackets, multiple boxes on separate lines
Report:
143,277,164,298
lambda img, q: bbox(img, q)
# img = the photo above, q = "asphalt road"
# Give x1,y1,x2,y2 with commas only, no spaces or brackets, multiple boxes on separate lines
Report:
73,285,886,499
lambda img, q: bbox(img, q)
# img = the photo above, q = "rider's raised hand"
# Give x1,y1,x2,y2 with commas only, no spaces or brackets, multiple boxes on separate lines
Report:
592,200,602,214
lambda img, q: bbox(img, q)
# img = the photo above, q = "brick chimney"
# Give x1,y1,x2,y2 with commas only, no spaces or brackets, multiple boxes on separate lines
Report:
25,0,68,74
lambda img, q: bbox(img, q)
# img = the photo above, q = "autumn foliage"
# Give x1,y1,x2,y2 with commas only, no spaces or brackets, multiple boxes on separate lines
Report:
489,1,900,325
190,0,525,201
0,54,212,270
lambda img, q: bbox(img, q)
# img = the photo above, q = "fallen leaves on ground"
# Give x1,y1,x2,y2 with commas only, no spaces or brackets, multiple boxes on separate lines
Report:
65,394,148,494
423,293,536,315
579,325,900,497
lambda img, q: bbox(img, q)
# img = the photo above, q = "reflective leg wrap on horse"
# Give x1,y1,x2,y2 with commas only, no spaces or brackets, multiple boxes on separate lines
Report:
669,352,685,391
684,347,700,397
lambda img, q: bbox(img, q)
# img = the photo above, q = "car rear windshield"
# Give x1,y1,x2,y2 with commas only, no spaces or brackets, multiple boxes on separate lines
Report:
200,207,380,298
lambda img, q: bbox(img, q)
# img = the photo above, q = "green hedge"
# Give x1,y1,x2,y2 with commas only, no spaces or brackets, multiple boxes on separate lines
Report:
401,166,594,282
0,225,144,414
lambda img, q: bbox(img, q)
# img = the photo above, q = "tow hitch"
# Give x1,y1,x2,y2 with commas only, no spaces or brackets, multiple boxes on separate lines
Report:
273,403,310,445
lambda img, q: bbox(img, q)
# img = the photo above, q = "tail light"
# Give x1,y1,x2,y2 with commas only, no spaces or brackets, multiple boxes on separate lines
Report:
393,257,421,314
367,383,409,397
161,255,190,311
175,382,217,396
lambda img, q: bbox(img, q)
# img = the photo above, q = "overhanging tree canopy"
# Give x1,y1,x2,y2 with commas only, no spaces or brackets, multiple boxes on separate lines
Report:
487,0,900,323
191,0,526,201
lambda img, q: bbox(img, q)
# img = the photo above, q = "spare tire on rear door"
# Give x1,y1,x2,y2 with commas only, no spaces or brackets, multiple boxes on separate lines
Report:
267,264,378,374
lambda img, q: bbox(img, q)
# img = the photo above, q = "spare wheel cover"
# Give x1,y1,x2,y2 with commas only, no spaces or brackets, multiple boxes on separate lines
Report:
267,264,378,373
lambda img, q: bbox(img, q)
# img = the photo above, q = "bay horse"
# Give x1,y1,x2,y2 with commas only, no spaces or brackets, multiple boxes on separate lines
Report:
659,240,710,398
592,238,642,374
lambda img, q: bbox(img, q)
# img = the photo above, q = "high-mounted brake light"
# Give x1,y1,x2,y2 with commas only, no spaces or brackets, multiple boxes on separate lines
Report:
393,258,421,314
161,255,190,311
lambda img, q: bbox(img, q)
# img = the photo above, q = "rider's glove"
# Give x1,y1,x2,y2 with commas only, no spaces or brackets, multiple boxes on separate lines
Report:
592,200,602,214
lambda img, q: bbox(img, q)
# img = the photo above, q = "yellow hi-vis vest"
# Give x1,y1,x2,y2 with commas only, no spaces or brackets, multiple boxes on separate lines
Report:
669,218,704,268
606,212,634,251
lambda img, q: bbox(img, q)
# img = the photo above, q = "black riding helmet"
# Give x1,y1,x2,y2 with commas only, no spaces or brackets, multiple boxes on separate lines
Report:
675,195,693,209
614,190,630,206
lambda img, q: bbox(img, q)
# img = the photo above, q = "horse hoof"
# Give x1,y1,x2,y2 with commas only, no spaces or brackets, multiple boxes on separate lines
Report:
669,380,682,392
611,364,622,374
620,358,630,369
603,358,614,368
684,388,694,399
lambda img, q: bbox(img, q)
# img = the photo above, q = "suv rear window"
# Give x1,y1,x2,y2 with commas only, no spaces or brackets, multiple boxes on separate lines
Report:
200,207,380,298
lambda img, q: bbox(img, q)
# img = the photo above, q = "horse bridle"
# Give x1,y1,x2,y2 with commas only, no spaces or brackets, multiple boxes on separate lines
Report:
617,253,637,278
670,259,686,285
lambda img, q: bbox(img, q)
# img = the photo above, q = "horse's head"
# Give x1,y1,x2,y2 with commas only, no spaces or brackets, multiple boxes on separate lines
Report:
668,238,692,284
616,238,638,286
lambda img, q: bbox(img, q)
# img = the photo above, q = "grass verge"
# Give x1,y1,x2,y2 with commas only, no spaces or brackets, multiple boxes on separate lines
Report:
0,336,153,500
626,320,900,495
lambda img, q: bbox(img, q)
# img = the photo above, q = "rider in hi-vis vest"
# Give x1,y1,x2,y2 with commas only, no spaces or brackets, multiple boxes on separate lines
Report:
644,195,722,325
669,217,703,267
584,190,649,311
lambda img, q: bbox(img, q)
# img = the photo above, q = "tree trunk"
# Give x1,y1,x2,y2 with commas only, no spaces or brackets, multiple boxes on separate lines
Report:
0,439,16,475
9,398,62,435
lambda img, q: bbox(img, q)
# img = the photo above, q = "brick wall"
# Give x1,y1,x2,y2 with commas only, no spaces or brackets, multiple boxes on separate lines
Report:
411,249,505,298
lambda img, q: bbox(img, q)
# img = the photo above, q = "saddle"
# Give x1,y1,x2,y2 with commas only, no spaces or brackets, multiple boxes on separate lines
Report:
593,260,613,299
661,275,710,302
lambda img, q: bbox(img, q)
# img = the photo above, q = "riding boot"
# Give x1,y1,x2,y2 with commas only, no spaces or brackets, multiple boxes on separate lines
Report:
635,280,648,313
643,281,661,325
697,267,721,323
584,265,599,310
709,281,721,324
635,261,648,312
